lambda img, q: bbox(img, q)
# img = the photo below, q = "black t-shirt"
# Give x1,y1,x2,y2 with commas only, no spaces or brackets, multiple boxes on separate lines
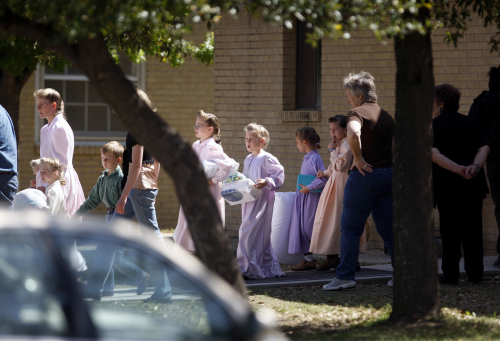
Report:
122,132,155,189
468,89,500,159
432,109,489,202
347,101,394,169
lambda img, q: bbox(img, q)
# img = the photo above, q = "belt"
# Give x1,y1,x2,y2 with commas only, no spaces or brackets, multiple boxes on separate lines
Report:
107,207,115,213
0,171,15,175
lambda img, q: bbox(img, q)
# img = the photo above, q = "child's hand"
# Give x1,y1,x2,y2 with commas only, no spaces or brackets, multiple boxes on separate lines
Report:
328,137,337,149
30,179,36,188
298,184,310,194
317,170,325,178
36,186,46,192
254,179,267,190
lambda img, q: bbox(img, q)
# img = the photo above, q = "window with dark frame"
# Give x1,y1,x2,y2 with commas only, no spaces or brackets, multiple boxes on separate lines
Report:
295,21,322,111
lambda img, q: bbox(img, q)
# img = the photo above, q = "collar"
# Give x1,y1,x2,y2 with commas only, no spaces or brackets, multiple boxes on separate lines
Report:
198,137,214,147
103,165,122,176
48,113,64,127
304,149,319,160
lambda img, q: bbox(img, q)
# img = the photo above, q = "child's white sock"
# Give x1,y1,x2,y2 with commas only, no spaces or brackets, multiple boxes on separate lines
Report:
304,254,314,262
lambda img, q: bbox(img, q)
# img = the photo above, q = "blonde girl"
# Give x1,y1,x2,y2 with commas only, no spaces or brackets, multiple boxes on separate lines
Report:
173,110,233,252
237,123,285,279
288,127,327,271
39,157,66,216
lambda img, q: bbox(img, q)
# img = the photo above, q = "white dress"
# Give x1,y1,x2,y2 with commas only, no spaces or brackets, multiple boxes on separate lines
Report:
237,151,285,279
173,137,233,252
45,180,87,272
36,114,85,216
37,114,86,272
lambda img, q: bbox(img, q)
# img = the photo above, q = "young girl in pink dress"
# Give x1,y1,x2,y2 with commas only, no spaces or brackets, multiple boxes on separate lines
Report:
310,115,367,271
173,110,233,252
289,127,327,271
237,123,285,279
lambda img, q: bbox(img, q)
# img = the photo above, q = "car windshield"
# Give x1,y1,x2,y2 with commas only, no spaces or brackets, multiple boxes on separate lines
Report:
0,229,238,341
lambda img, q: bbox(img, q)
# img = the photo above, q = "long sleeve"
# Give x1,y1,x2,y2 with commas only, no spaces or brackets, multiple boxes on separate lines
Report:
264,155,285,191
46,186,65,216
333,140,353,173
75,178,102,216
307,155,327,192
205,144,232,184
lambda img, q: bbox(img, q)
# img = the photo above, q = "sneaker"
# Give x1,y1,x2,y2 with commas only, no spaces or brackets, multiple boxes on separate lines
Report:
387,278,393,287
322,277,356,291
143,293,172,303
137,274,150,295
316,257,340,271
292,259,316,271
102,291,114,297
81,291,102,301
493,255,500,268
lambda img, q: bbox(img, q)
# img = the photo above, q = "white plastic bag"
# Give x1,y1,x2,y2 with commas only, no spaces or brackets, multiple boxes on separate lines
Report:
270,192,304,265
13,188,49,211
202,160,219,179
221,179,262,206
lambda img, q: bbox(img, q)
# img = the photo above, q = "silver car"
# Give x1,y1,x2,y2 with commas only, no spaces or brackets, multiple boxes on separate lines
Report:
0,210,287,341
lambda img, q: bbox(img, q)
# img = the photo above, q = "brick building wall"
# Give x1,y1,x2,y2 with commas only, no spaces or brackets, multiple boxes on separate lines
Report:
215,13,500,254
17,26,214,228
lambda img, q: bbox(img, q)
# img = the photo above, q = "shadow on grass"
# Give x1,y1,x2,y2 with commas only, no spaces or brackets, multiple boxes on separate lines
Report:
289,315,500,341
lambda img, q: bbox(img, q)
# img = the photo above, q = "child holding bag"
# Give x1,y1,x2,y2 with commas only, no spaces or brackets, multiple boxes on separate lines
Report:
237,123,285,279
173,110,233,253
310,115,367,271
289,127,327,271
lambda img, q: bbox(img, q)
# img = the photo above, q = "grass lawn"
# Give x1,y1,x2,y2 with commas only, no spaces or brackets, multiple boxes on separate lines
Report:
248,276,500,340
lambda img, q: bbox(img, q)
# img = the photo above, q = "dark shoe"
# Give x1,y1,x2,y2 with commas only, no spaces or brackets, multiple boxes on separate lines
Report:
468,277,483,284
242,274,253,280
356,262,361,272
137,274,150,295
102,291,114,297
81,291,102,301
439,277,458,286
143,293,172,303
493,255,500,268
291,259,316,271
316,257,340,271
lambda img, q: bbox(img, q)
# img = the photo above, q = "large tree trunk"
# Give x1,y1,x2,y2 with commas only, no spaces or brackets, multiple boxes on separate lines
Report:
0,68,34,144
0,14,247,298
390,15,440,321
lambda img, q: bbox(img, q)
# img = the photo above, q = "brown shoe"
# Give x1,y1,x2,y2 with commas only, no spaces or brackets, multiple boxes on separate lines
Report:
316,257,340,271
291,259,316,271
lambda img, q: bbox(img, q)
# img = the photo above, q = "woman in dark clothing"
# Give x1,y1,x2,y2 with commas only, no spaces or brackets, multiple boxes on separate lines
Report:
468,65,500,268
432,84,490,285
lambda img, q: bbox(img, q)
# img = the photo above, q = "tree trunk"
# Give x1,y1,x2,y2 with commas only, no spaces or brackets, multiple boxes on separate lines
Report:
390,21,440,321
74,36,248,298
0,68,34,144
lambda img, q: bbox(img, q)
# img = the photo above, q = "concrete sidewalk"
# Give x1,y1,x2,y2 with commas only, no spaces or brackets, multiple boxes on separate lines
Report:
245,254,500,288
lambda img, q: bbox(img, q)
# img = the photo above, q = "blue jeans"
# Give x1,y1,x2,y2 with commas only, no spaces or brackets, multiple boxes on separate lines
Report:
88,212,148,295
0,173,17,207
336,168,394,280
112,189,171,299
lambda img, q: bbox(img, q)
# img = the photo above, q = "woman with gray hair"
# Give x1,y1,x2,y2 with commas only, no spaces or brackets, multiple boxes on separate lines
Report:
323,71,395,291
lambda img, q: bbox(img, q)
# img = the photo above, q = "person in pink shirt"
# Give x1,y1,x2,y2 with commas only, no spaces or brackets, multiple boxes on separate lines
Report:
33,88,85,217
33,88,86,272
173,110,233,252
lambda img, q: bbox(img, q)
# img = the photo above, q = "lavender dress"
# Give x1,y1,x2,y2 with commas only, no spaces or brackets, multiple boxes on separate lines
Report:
288,149,327,254
237,151,285,279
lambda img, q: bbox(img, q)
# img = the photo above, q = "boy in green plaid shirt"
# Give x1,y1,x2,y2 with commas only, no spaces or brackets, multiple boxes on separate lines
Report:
75,141,149,300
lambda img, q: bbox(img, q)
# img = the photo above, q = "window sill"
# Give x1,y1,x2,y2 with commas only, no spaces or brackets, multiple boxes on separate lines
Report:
282,110,322,122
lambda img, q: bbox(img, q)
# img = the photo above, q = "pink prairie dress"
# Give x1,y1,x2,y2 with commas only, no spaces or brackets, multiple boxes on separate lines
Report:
36,114,86,271
309,138,367,255
173,137,232,252
237,151,285,279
